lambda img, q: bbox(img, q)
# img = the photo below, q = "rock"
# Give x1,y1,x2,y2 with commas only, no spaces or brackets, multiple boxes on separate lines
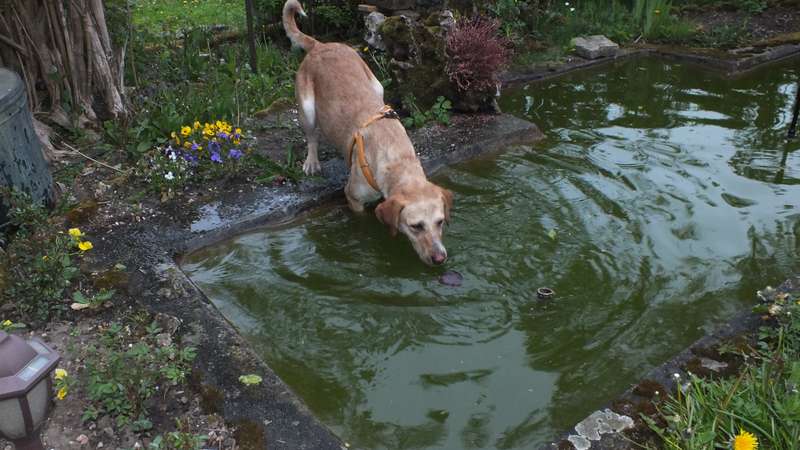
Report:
438,10,455,32
364,12,387,51
102,427,115,439
392,10,420,21
699,357,728,373
571,35,619,59
94,181,111,200
156,332,172,347
64,199,99,225
439,270,463,287
76,435,90,446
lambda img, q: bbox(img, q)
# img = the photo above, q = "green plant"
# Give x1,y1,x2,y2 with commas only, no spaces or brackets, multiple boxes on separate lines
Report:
84,320,197,426
252,146,306,184
148,421,208,450
733,0,766,13
134,120,252,199
72,289,115,311
646,292,800,449
402,95,452,128
0,190,88,323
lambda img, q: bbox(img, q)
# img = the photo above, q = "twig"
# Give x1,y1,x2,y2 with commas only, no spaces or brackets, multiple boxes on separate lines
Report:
0,32,27,55
61,142,126,174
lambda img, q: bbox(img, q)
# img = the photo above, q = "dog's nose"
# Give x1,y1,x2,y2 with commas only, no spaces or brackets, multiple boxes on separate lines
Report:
431,252,447,265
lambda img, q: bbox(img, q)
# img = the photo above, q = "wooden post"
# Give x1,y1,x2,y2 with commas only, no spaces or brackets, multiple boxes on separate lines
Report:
245,0,258,74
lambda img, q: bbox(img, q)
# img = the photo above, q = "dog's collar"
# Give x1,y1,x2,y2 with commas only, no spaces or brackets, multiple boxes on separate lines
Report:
347,105,399,192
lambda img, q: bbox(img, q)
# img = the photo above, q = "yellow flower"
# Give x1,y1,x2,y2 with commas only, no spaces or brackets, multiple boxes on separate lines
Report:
68,228,83,238
183,141,192,149
235,128,242,135
55,368,67,380
232,139,241,145
363,46,369,52
193,121,201,130
78,241,93,252
42,255,49,261
733,430,758,450
56,387,67,400
171,131,178,139
181,126,192,137
1,320,12,327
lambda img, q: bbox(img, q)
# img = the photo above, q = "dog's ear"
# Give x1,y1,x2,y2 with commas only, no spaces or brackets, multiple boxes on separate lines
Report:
440,188,454,224
375,195,406,236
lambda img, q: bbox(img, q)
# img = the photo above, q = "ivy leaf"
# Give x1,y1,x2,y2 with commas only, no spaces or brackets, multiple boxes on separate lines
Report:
239,374,262,386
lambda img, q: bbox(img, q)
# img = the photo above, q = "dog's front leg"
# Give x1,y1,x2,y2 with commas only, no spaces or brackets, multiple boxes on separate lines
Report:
345,179,366,213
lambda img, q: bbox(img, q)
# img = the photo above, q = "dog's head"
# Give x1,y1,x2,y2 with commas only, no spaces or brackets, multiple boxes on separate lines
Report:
375,182,454,266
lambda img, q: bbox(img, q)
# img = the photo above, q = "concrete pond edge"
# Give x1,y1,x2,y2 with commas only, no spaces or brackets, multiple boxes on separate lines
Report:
90,42,799,449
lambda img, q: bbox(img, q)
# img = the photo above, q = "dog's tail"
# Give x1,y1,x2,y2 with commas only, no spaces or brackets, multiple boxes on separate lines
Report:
282,0,316,51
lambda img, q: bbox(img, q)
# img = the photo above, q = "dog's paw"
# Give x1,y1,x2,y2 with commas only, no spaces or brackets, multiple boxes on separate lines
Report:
303,159,321,175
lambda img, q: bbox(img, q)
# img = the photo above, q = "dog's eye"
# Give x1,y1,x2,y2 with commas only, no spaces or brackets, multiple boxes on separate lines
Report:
436,219,444,228
411,223,424,232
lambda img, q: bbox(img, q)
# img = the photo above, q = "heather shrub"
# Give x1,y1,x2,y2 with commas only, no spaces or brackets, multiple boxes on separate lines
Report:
445,17,511,95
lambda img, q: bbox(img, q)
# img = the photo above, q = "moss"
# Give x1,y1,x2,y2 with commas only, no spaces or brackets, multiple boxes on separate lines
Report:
632,379,667,400
93,268,130,291
233,419,266,450
64,199,98,225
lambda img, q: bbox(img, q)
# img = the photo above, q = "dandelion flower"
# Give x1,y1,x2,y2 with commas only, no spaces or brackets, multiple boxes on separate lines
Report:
68,228,84,238
55,368,67,380
56,387,67,400
78,241,93,252
733,430,758,450
181,126,192,137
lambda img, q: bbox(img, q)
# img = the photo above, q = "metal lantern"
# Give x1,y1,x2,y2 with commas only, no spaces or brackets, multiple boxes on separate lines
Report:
0,330,61,450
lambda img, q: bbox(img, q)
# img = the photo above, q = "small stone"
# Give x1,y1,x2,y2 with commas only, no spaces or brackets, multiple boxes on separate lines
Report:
179,395,189,404
94,181,111,200
571,35,619,59
699,357,728,373
156,333,172,347
102,427,115,439
364,12,386,51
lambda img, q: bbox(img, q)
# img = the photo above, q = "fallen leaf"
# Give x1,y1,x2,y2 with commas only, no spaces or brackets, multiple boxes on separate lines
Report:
239,374,262,386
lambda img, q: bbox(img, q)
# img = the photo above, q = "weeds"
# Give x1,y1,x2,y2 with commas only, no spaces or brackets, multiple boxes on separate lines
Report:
252,146,306,184
0,190,90,323
646,292,800,449
402,95,453,128
83,319,197,427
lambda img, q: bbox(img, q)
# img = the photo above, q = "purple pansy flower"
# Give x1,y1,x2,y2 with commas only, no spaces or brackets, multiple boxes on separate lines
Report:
217,131,229,140
228,149,243,160
211,151,223,163
190,142,200,151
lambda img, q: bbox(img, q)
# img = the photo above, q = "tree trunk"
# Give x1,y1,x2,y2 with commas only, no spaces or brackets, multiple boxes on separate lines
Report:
0,0,127,158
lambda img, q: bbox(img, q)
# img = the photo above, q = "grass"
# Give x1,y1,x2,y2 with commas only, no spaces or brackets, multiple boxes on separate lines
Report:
133,0,246,34
645,291,800,449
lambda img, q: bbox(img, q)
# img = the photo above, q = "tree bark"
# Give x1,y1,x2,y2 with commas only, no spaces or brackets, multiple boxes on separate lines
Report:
0,0,127,158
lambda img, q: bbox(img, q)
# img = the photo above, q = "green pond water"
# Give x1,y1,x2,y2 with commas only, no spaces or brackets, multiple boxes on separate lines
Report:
182,57,800,449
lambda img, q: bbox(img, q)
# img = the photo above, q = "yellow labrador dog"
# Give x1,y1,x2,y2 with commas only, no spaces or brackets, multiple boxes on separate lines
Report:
283,0,454,266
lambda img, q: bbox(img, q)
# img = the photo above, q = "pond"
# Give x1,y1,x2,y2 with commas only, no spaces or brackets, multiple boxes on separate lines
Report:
182,57,800,449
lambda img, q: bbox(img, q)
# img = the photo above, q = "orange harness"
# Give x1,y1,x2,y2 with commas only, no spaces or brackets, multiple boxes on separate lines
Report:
346,105,399,192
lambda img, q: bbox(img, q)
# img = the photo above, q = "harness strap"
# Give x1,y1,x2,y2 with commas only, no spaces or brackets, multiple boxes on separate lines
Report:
347,105,399,192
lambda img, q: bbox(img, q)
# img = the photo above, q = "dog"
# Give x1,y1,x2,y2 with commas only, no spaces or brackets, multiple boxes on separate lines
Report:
282,0,454,266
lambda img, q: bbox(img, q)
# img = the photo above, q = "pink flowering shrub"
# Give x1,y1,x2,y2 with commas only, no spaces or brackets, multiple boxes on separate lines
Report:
445,17,511,94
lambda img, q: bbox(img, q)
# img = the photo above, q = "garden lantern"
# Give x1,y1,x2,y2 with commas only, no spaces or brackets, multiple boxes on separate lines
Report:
0,330,61,450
